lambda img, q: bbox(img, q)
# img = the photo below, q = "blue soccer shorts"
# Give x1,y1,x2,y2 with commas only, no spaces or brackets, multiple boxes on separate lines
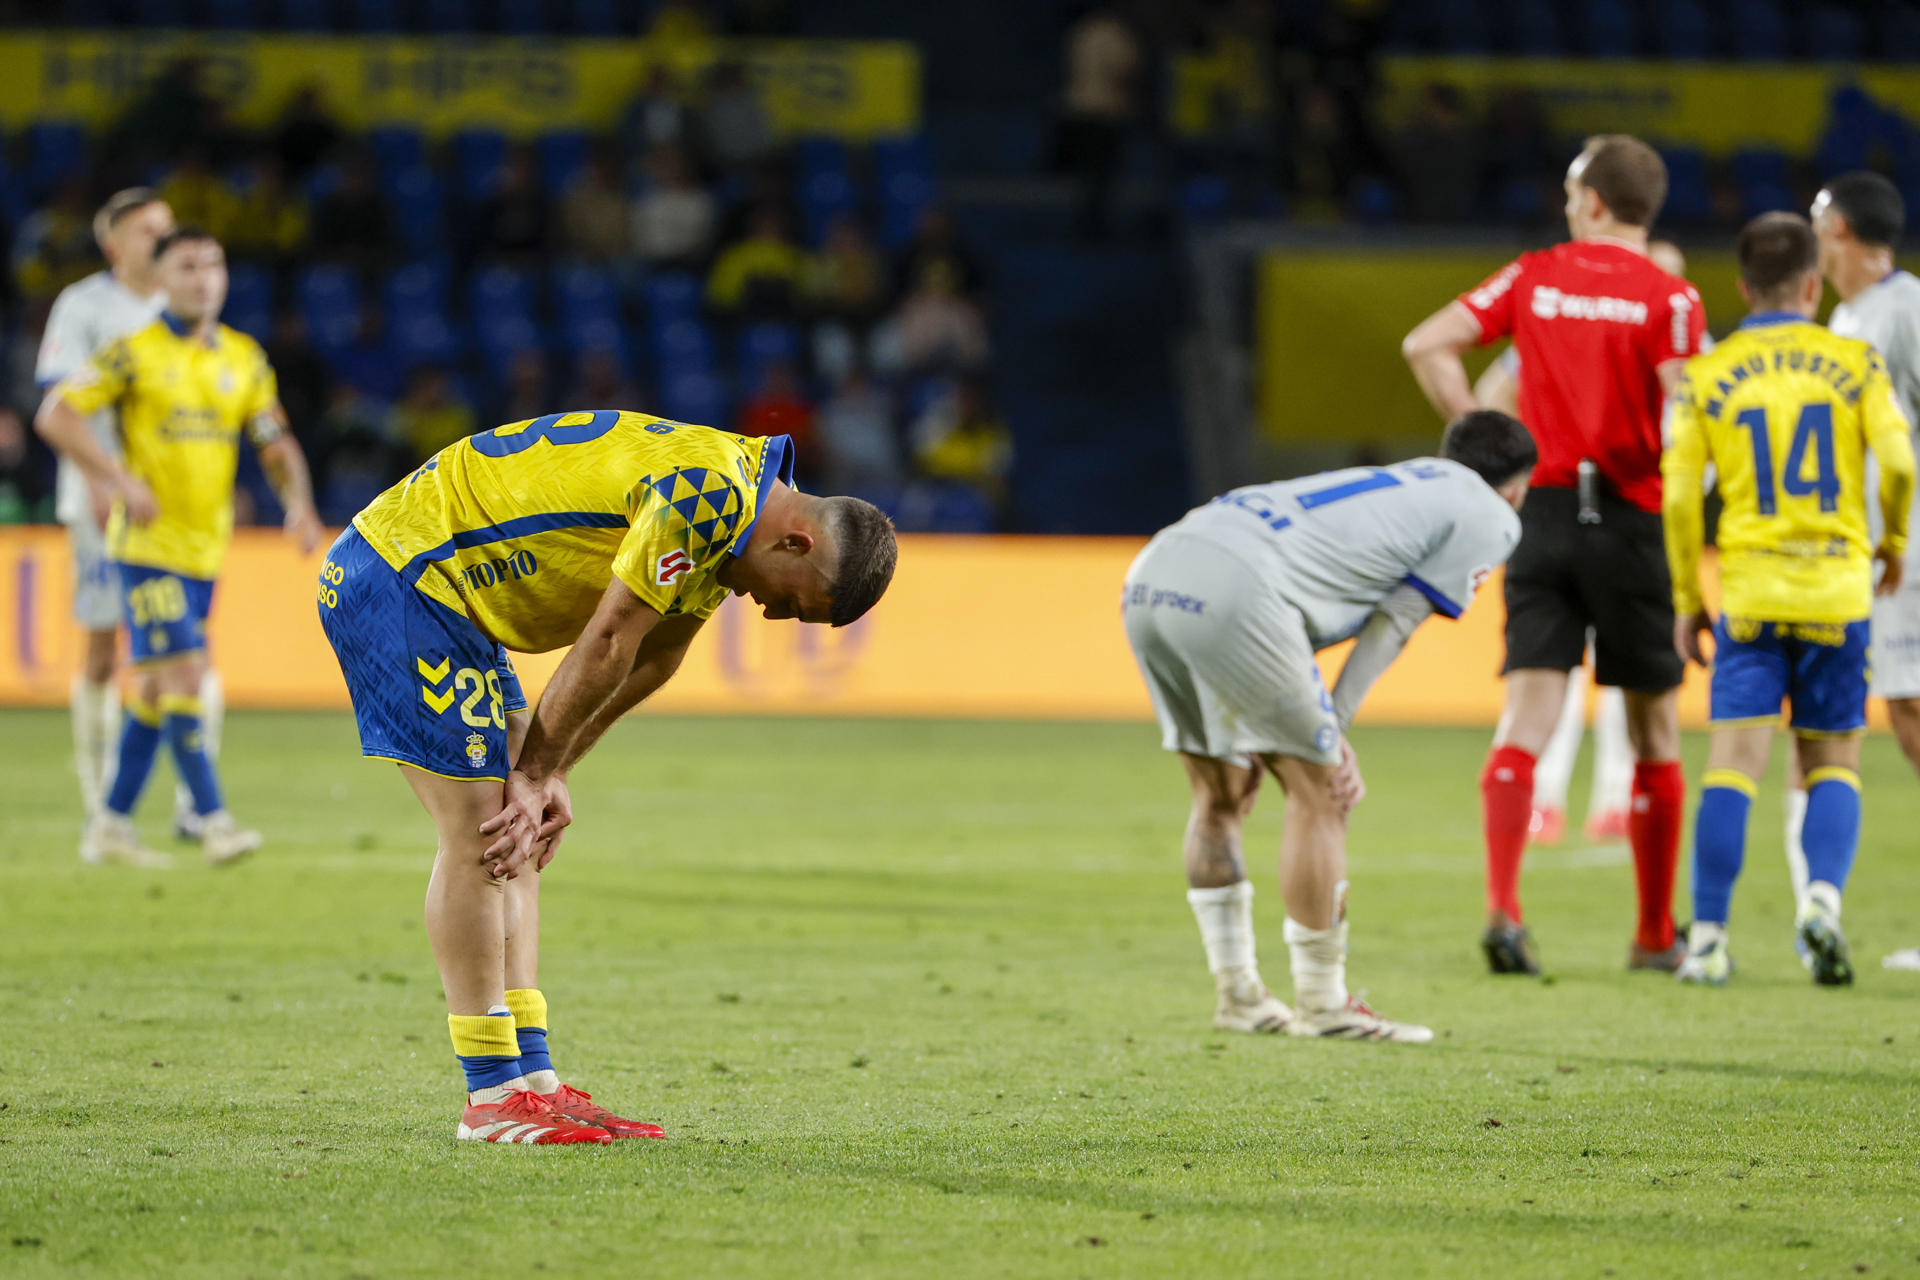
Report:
1710,617,1869,735
116,562,215,664
318,526,528,781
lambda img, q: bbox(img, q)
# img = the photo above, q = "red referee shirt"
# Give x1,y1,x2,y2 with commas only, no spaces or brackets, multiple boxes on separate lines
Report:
1458,237,1705,513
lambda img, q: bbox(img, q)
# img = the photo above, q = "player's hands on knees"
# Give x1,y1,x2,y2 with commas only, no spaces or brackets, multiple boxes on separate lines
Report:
1329,738,1366,813
480,769,573,878
285,502,324,555
1675,609,1714,667
1875,545,1905,597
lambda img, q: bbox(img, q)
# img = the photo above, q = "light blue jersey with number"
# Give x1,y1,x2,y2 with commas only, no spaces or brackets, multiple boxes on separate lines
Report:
1163,457,1521,648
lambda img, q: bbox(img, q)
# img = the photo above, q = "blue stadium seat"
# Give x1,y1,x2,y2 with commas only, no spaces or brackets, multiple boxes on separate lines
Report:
276,0,331,28
552,263,621,322
1659,148,1712,226
797,136,849,182
420,0,476,32
366,126,426,182
475,311,542,361
499,0,551,32
1732,147,1791,191
1509,1,1563,55
301,162,343,202
386,259,451,322
1579,0,1639,56
204,0,261,27
653,317,717,372
1493,176,1543,223
928,484,994,534
469,265,537,320
1178,174,1232,225
390,166,446,258
393,312,462,366
660,370,728,426
642,272,702,329
452,129,509,201
223,263,273,339
1806,4,1866,60
343,0,400,30
800,169,858,246
1350,175,1398,225
564,316,633,367
1741,181,1796,221
737,322,800,382
571,0,621,34
1649,0,1712,57
295,265,360,350
875,136,935,249
1729,0,1787,58
537,130,592,193
23,122,89,201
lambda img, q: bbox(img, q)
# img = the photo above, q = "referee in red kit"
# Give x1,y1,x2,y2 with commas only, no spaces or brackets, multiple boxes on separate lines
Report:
1401,134,1706,976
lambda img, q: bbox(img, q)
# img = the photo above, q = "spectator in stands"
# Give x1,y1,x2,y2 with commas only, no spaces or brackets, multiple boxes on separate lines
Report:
891,261,991,376
310,151,398,270
273,83,344,183
707,204,806,322
159,145,240,241
104,57,225,173
264,309,330,442
11,178,97,306
621,65,697,174
0,406,47,523
393,365,477,462
806,215,888,331
702,60,777,176
331,304,406,404
1287,83,1363,218
1054,3,1141,241
492,349,550,427
632,143,717,269
817,361,901,495
566,347,644,409
311,382,405,522
737,359,816,464
1392,82,1482,224
226,156,309,268
892,205,986,301
1189,0,1279,203
559,145,633,265
1483,88,1560,221
910,375,1012,521
474,145,553,265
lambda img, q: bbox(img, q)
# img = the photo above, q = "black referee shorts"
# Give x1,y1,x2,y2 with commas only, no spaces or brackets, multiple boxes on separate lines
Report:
1502,485,1683,693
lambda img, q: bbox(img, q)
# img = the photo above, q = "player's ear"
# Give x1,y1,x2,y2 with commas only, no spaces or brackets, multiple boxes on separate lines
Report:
781,530,815,555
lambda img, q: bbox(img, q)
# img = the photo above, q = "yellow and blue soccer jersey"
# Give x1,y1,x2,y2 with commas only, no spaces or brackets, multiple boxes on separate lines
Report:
54,313,281,581
1664,312,1916,625
351,410,794,653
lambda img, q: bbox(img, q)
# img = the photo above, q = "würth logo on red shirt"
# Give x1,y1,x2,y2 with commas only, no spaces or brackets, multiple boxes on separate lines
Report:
1530,286,1649,325
654,549,692,585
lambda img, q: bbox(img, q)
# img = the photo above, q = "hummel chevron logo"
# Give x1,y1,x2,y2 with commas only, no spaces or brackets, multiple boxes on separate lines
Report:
422,687,456,714
416,656,451,682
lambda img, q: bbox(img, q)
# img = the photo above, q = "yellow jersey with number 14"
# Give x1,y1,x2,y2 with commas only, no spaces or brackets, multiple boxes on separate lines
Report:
1664,312,1916,625
351,411,793,653
54,313,281,580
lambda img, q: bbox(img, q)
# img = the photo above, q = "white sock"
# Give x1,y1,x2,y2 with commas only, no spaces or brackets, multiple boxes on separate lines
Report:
175,669,223,820
1807,880,1842,920
1784,788,1810,911
523,1069,560,1094
1591,687,1635,817
1690,919,1728,949
1283,915,1349,1013
70,675,118,815
1533,668,1586,812
1187,881,1259,994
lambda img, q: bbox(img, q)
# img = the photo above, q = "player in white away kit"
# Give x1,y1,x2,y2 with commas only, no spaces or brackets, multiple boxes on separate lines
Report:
1809,172,1920,971
34,189,177,859
1123,411,1535,1041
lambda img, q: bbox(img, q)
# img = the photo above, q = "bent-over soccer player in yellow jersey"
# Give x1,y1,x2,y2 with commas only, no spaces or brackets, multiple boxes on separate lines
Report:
1664,212,1916,987
36,227,324,869
318,409,897,1143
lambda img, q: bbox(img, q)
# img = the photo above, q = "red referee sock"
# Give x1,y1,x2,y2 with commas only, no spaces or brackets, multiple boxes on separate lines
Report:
1629,760,1685,952
1481,745,1536,922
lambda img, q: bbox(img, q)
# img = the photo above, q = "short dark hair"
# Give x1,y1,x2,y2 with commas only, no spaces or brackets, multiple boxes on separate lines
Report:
93,187,164,243
1576,135,1667,227
1441,409,1537,489
824,496,897,628
1821,171,1905,247
153,225,220,261
1737,211,1819,305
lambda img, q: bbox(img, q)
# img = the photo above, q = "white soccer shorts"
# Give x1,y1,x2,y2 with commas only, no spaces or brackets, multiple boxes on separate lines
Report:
1872,585,1920,701
66,515,119,631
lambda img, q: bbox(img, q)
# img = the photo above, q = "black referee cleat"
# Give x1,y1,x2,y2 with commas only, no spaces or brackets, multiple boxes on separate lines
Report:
1482,917,1540,976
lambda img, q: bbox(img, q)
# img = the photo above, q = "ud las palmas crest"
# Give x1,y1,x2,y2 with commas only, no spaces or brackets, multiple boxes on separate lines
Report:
466,732,487,769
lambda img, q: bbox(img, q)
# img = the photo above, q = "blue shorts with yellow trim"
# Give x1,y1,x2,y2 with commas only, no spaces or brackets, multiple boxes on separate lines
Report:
317,527,528,781
1710,617,1869,735
115,562,215,664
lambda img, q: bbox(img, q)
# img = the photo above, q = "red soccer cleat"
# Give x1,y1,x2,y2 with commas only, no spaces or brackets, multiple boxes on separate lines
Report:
541,1084,667,1139
457,1089,612,1144
1585,807,1630,843
1529,806,1565,846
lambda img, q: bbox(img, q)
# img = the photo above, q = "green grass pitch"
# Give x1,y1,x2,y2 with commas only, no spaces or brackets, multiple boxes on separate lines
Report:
2,708,1918,1278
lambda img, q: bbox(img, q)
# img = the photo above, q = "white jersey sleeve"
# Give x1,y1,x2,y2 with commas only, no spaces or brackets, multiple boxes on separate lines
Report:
36,272,167,525
1404,497,1518,618
1832,270,1920,570
35,280,96,389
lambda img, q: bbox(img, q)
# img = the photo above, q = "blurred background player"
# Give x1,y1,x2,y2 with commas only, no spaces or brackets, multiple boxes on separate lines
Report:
1806,173,1920,973
1665,211,1914,987
320,412,896,1143
1473,239,1702,847
1402,135,1705,975
35,189,174,855
36,228,322,868
1123,411,1535,1044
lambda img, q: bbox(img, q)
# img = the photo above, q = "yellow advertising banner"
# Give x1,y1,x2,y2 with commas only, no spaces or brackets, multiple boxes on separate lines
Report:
0,32,919,140
1379,57,1920,155
0,527,1753,729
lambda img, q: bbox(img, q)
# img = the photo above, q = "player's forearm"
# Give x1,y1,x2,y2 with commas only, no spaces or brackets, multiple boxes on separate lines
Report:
1877,436,1916,559
1330,587,1430,729
1661,488,1706,614
557,648,686,771
1404,350,1478,421
514,630,640,782
260,436,317,515
33,398,124,490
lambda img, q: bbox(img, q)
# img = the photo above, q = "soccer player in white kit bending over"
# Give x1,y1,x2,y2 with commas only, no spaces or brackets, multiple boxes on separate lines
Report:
1122,411,1535,1041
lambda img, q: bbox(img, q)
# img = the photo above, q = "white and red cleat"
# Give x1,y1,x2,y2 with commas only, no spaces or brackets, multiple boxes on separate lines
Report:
456,1089,612,1144
1529,806,1565,846
541,1085,667,1139
1584,807,1630,842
